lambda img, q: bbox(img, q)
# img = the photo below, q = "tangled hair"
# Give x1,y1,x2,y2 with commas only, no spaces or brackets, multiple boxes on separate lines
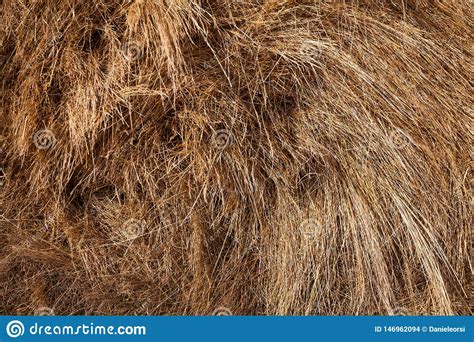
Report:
0,0,472,315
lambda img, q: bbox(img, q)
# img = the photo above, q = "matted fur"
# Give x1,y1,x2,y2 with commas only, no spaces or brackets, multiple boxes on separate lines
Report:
0,0,472,315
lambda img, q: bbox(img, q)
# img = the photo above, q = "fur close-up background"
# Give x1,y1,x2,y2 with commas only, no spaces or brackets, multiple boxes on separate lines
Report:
0,0,472,316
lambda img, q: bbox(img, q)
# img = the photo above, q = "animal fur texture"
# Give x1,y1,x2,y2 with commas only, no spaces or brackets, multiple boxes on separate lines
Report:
0,0,472,315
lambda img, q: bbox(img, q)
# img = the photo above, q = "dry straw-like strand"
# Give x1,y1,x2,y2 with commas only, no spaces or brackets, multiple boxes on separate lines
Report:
0,0,472,316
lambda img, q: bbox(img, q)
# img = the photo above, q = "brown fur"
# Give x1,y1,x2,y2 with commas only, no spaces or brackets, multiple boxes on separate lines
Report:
0,0,472,315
